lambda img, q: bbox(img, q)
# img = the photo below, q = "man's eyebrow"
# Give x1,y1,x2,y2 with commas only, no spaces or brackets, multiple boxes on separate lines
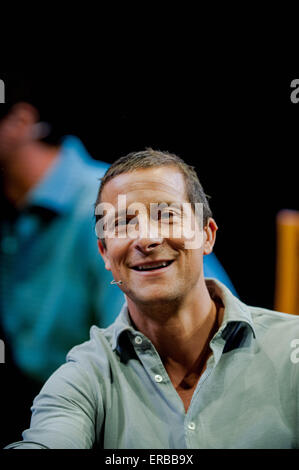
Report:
107,202,185,219
151,202,184,209
114,202,185,213
105,209,127,225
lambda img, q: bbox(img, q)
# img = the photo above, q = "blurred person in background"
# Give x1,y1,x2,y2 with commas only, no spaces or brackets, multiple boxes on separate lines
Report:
0,75,236,447
0,76,126,446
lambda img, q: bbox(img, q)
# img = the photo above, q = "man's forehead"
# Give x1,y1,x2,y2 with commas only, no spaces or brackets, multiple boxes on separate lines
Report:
101,166,187,204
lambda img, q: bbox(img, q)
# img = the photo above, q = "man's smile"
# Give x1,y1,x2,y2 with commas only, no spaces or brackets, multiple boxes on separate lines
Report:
129,259,175,274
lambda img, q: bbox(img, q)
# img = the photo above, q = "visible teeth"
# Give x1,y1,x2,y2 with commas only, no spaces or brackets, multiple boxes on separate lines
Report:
136,261,169,271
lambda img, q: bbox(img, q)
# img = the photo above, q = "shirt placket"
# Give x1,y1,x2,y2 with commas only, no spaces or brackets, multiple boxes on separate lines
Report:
130,332,188,446
184,329,227,448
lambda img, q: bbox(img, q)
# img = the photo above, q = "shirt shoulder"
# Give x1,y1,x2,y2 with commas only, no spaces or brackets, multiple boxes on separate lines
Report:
65,323,118,376
249,305,299,335
246,305,299,375
57,136,109,216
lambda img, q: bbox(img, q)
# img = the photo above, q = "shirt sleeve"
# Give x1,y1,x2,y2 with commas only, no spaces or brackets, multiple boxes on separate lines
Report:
4,358,101,449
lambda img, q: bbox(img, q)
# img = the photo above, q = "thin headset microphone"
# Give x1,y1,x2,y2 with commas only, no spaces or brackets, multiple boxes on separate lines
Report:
111,280,123,285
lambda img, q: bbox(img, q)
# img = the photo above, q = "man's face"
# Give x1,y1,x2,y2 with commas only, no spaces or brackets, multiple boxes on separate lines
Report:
98,165,215,306
0,103,37,160
0,111,17,159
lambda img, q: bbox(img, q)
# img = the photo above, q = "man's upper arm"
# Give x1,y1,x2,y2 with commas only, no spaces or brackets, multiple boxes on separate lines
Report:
5,359,102,449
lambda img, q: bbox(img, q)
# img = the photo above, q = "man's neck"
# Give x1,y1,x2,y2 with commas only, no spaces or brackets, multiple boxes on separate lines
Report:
126,280,224,375
2,142,60,207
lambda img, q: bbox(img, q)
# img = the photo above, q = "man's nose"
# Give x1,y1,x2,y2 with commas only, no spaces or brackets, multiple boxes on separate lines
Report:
135,236,163,253
134,217,163,253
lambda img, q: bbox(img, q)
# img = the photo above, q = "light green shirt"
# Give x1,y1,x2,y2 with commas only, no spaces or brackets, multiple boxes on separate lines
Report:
5,279,299,449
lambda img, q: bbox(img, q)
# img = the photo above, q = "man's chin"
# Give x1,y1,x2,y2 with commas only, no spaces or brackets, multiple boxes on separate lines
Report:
128,287,179,305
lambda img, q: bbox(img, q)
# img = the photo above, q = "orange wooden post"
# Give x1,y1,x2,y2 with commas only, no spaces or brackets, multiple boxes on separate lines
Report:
275,210,299,315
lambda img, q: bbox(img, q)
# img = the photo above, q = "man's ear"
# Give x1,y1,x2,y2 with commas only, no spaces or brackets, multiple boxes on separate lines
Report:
203,218,218,255
11,102,39,129
97,240,112,271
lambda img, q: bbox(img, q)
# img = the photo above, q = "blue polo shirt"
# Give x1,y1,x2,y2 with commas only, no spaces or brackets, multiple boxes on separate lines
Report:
0,136,126,382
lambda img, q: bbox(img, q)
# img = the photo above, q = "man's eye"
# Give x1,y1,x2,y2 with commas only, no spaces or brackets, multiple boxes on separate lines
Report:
160,211,176,219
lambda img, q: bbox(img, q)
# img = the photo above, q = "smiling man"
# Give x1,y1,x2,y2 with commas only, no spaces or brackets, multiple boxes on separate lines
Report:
95,156,221,415
5,149,299,449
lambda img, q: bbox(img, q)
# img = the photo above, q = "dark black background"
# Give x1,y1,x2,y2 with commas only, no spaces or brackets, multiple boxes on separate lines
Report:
2,72,298,310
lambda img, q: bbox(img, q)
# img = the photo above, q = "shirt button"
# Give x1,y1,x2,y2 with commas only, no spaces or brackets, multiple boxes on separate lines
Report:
134,336,143,345
154,374,163,383
188,422,196,431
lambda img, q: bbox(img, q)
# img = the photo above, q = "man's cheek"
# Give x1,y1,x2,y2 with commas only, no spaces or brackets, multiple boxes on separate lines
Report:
168,237,185,250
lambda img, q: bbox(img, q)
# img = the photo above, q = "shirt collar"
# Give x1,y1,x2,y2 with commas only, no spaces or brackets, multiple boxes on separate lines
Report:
25,136,99,215
205,278,256,339
111,278,256,352
111,302,135,351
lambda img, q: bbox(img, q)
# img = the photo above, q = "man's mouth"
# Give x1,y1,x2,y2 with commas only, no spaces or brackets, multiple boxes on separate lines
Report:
130,260,174,272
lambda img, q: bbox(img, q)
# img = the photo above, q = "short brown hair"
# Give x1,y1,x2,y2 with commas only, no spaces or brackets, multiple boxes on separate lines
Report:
95,148,213,244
